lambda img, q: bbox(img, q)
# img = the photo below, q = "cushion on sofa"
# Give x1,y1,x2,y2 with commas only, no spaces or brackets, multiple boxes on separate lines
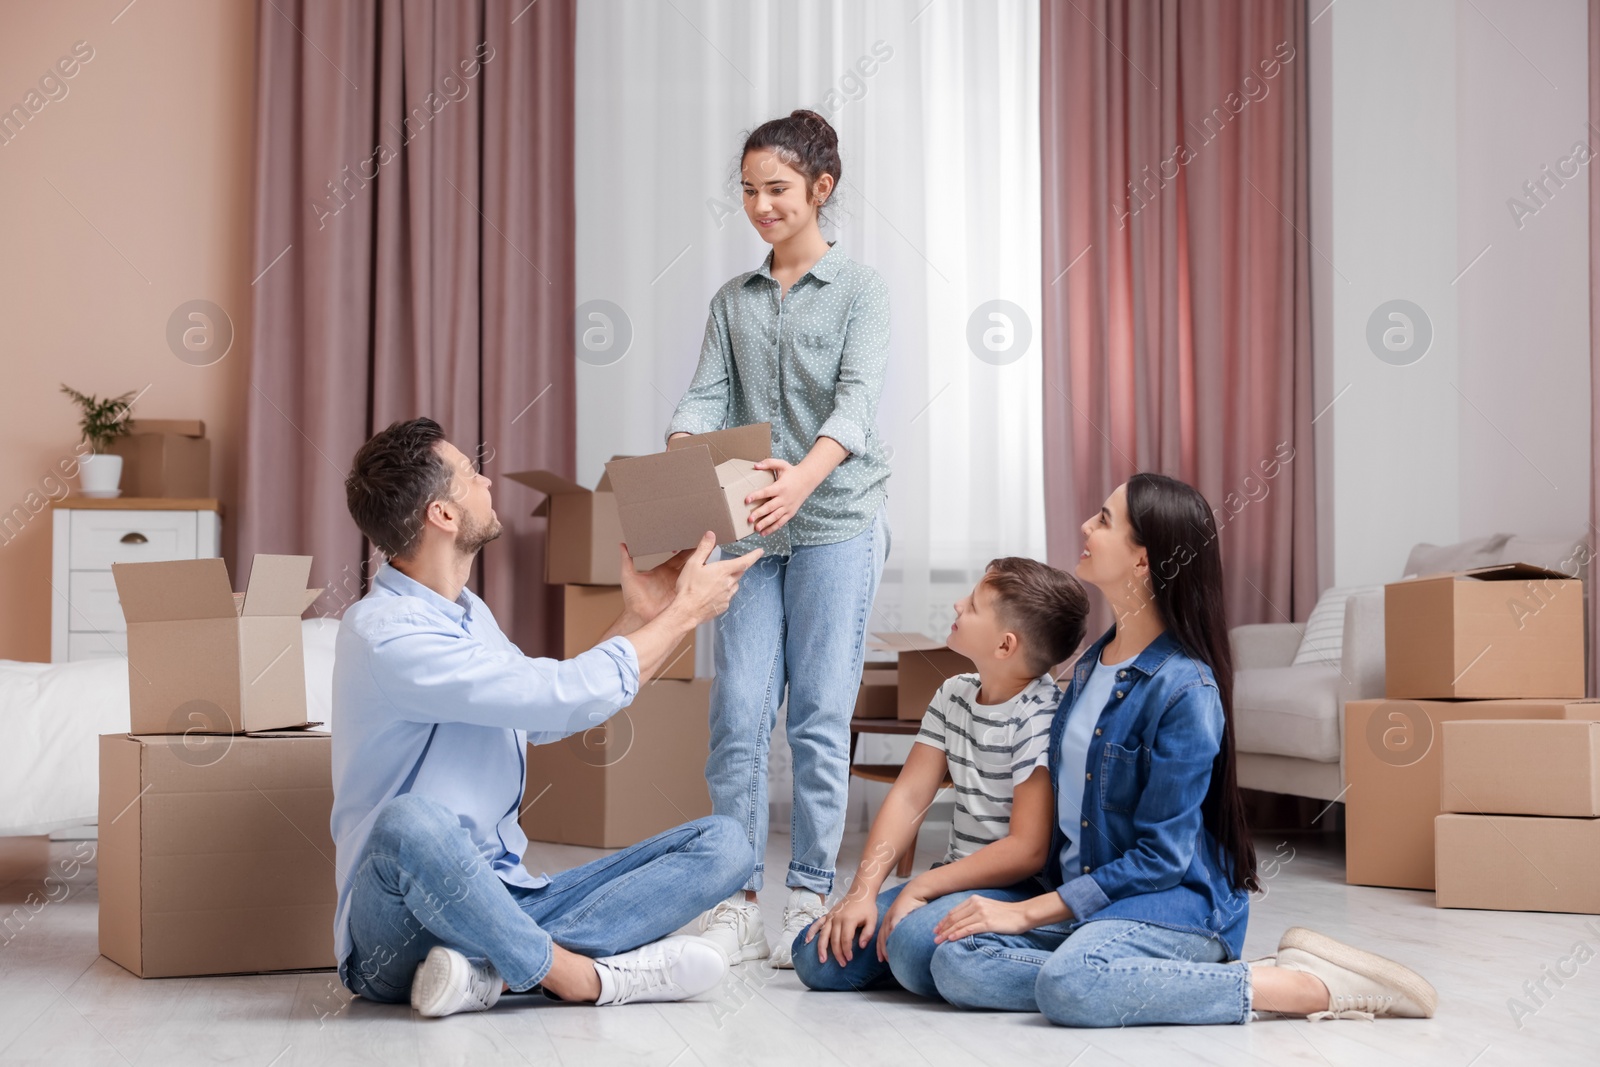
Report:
1232,664,1343,762
1401,533,1511,579
1290,585,1382,667
1499,534,1589,581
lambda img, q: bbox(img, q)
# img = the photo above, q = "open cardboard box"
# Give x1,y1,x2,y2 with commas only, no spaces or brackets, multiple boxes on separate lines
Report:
99,730,336,977
1384,562,1584,699
604,424,777,556
109,418,211,498
868,632,977,721
504,464,669,585
112,555,321,734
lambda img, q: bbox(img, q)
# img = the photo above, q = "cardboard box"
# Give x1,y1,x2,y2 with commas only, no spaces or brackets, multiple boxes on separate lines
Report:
1435,813,1600,914
520,678,712,849
868,632,978,721
854,668,899,719
563,584,694,680
604,424,777,556
113,555,321,734
504,464,673,585
1384,563,1584,699
98,730,336,977
109,420,210,497
1344,699,1581,890
1441,718,1600,817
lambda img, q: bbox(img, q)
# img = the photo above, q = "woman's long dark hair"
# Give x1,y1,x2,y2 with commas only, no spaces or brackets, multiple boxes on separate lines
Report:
1124,473,1259,893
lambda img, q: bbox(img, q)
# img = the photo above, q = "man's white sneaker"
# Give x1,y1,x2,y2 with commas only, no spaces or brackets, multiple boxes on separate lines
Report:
698,893,770,964
767,888,827,969
594,936,728,1006
410,946,503,1018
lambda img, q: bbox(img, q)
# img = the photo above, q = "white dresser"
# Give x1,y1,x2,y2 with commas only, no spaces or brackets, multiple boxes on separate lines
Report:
50,498,222,663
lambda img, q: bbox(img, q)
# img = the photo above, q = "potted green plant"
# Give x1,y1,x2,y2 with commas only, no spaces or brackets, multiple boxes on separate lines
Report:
61,384,137,497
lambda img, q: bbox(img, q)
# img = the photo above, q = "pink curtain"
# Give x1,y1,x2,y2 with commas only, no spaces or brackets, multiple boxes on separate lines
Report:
1040,0,1317,630
240,0,574,655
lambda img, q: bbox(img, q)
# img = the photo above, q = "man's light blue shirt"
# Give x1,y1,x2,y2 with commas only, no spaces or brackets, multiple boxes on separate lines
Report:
329,563,640,962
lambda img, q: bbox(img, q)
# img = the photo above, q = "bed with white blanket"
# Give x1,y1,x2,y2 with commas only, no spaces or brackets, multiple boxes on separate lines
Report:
0,618,339,837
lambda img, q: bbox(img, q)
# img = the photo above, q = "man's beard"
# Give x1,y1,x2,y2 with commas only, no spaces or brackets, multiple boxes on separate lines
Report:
455,509,503,555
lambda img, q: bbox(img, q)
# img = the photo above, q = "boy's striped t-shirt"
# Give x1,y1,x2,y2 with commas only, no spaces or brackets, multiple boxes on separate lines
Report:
914,672,1060,864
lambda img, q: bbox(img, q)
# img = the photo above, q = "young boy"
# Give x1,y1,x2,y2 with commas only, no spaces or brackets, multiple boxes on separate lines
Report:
792,557,1089,997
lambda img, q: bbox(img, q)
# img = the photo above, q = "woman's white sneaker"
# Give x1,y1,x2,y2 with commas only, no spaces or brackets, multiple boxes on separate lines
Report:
594,936,728,1005
410,946,503,1018
768,888,827,969
698,893,770,964
1276,927,1438,1020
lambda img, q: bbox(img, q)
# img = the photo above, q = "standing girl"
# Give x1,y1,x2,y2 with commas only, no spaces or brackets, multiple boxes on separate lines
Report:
926,474,1437,1025
667,110,891,967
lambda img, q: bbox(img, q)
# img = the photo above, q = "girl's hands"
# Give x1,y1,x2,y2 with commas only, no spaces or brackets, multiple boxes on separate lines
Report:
932,896,1041,944
806,891,877,965
875,888,928,962
746,457,821,535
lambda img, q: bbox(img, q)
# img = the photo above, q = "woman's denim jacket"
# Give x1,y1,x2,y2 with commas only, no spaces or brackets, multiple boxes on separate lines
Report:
1046,626,1250,959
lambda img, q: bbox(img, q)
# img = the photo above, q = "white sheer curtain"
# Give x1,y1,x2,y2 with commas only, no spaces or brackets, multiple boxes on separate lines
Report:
574,0,1042,827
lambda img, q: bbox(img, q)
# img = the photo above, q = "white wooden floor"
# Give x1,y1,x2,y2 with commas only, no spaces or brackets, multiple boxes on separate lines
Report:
0,826,1595,1066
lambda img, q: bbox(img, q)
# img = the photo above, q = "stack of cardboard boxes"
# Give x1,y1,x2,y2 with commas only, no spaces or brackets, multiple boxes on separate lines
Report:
1344,562,1598,912
99,555,335,977
504,454,719,850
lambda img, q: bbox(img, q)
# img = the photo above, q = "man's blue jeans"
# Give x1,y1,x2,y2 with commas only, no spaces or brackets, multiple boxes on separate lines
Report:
339,793,752,1002
708,507,889,894
790,880,1041,998
929,918,1253,1026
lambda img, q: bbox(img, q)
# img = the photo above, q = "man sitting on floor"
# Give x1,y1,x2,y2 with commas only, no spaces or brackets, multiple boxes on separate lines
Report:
331,417,762,1017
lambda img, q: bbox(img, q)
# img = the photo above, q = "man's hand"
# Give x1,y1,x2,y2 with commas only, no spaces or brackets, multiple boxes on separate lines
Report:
746,457,821,536
807,889,878,966
617,542,690,626
671,531,763,628
875,886,929,962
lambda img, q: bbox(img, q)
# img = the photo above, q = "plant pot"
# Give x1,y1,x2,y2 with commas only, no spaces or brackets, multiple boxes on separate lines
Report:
78,453,124,497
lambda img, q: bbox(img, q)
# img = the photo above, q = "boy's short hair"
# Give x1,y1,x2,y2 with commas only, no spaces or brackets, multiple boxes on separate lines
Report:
981,557,1090,673
345,417,452,559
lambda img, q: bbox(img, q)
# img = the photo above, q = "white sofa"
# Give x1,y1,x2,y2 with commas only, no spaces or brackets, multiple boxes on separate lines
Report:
1230,533,1589,803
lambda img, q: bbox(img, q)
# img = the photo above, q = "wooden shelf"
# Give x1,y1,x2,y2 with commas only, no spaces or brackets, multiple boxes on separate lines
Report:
53,497,221,513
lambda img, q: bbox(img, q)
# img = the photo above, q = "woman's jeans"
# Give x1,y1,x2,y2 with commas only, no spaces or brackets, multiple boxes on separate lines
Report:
929,918,1253,1026
707,508,890,894
340,794,751,1002
791,881,1040,998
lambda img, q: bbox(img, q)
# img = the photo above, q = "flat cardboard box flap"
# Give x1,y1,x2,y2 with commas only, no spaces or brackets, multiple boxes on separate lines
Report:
870,631,950,653
505,469,589,501
666,422,773,465
125,418,205,437
113,558,237,621
241,554,317,616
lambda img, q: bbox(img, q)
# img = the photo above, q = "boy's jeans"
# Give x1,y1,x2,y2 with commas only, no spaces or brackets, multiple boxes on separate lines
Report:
707,507,890,894
790,880,1041,998
929,918,1253,1026
340,793,751,1002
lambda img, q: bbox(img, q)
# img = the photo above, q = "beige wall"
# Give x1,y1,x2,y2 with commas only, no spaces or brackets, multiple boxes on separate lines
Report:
0,1,255,660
